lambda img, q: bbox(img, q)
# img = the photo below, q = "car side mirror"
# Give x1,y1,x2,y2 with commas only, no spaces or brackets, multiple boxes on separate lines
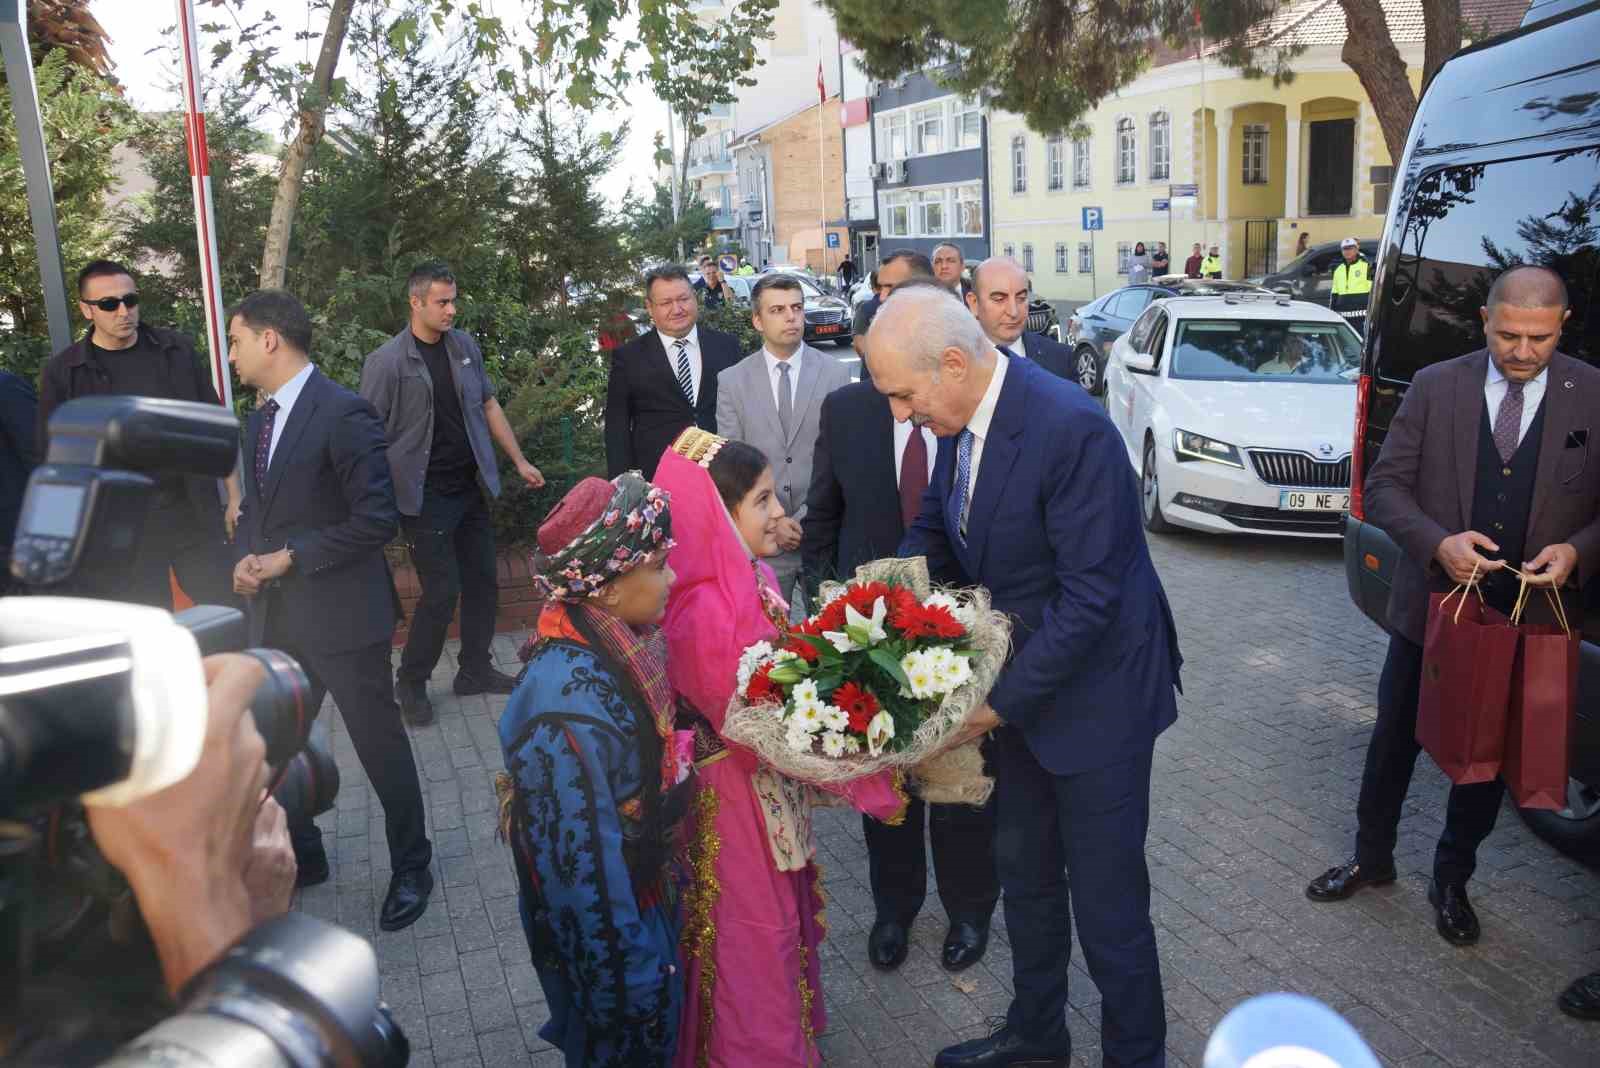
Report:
1124,350,1156,374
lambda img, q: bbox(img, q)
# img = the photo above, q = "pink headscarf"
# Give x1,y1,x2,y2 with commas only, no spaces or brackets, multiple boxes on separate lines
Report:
652,442,778,771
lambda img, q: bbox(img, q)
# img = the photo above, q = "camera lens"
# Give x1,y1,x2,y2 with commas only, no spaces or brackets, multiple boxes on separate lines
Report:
241,649,314,770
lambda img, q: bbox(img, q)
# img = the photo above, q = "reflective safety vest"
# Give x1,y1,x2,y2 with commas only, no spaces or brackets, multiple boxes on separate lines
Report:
1331,257,1373,298
1199,254,1221,277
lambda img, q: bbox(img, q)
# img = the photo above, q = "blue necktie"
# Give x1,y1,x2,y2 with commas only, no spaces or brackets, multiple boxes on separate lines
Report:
951,429,974,545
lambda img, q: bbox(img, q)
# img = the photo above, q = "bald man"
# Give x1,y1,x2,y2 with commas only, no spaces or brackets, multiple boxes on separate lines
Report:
870,286,1181,1068
965,258,1073,382
1307,265,1600,950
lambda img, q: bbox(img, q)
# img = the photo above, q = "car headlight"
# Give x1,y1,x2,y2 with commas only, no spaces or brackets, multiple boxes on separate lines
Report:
1173,430,1244,468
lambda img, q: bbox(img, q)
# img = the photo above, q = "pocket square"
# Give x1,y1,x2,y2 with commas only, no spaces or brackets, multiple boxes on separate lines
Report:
1567,429,1588,448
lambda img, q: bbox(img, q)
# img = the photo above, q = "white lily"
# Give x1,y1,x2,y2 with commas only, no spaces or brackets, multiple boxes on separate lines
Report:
866,709,896,756
822,595,890,652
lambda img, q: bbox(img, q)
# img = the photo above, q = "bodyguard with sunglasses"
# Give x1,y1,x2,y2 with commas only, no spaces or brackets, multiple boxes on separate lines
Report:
35,260,242,608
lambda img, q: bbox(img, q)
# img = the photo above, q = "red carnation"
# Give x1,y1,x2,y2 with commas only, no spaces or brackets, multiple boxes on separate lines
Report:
894,602,966,640
886,586,920,622
832,681,881,734
784,635,820,663
745,665,780,704
815,598,849,633
842,581,892,616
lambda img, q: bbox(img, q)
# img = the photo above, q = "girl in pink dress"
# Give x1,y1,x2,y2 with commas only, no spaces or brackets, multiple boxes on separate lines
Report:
654,429,907,1068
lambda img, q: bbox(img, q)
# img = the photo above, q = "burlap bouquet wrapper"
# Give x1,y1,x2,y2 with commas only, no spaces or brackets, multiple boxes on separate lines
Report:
721,556,1012,806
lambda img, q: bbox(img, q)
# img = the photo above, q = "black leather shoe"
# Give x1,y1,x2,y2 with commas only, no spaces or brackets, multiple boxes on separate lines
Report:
942,921,989,972
453,666,518,696
1557,971,1600,1020
1305,859,1397,902
1428,880,1480,946
396,679,435,727
935,1019,1071,1068
294,847,330,888
868,920,909,970
380,867,434,931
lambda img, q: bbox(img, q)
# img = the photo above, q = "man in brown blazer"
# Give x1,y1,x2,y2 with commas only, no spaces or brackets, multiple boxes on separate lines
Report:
1306,266,1600,948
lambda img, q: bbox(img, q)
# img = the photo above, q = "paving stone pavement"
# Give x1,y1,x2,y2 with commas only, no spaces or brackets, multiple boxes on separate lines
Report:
294,534,1600,1067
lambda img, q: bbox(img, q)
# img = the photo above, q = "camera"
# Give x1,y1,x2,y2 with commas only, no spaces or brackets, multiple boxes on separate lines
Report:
1,398,395,1067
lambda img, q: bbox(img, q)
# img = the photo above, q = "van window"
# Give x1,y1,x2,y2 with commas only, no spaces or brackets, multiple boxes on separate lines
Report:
1376,148,1600,384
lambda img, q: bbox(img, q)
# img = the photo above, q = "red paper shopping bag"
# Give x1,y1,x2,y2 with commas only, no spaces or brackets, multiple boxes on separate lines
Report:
1416,584,1518,784
1503,588,1580,810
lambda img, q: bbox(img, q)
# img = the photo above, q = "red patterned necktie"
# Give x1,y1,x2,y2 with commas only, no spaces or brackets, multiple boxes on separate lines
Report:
899,426,929,528
255,398,280,488
1492,380,1525,462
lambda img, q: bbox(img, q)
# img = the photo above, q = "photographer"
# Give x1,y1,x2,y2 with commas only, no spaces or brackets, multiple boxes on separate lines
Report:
4,654,296,1062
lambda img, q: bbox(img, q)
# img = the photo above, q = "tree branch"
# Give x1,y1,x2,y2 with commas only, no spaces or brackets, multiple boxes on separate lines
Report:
1336,0,1417,167
1419,0,1461,90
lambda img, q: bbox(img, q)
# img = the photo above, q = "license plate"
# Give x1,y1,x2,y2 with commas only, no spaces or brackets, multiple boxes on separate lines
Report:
1279,490,1350,512
813,323,842,335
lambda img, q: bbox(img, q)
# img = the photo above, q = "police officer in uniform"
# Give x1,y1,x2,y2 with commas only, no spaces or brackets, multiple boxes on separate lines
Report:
1200,244,1222,279
1330,237,1374,336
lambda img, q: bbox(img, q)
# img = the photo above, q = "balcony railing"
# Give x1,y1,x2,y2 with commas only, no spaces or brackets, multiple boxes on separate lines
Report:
710,211,738,230
687,155,735,179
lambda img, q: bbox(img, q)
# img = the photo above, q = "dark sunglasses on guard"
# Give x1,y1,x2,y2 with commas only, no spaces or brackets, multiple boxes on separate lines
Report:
85,293,140,312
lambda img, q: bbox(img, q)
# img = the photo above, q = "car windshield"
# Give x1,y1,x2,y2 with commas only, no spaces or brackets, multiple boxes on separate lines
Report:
1170,320,1361,382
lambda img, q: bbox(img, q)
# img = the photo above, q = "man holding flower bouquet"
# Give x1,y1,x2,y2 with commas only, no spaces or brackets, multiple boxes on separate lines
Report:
869,285,1183,1068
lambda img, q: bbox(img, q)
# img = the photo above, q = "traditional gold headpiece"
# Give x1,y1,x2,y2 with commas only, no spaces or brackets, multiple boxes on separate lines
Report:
670,427,727,468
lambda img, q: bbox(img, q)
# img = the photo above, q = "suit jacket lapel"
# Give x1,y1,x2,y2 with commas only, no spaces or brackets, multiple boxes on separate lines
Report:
1454,351,1488,531
785,347,823,448
262,370,320,519
872,395,902,535
1529,353,1578,530
963,360,1028,571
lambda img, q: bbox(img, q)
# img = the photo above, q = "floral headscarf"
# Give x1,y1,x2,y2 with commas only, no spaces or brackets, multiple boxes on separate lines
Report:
529,472,675,601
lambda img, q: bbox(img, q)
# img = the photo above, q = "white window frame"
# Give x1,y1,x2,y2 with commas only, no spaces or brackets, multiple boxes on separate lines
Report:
1046,134,1065,192
1149,111,1171,182
1117,241,1132,274
1072,137,1091,189
880,112,908,161
1115,116,1137,186
1021,243,1035,273
883,192,911,237
1242,123,1269,184
1078,242,1093,273
954,183,983,237
1011,135,1028,194
916,189,945,236
1055,242,1068,273
952,99,983,150
913,104,945,156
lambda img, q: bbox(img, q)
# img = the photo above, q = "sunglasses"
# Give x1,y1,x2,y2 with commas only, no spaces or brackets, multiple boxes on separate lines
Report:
85,293,140,312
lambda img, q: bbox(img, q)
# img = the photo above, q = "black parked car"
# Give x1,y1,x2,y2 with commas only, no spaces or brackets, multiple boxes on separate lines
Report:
1344,0,1600,858
1250,239,1380,303
722,273,854,347
1065,278,1269,394
1025,299,1064,343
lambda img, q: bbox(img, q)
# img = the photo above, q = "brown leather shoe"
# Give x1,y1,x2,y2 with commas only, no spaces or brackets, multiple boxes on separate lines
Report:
1428,880,1480,946
1305,859,1397,902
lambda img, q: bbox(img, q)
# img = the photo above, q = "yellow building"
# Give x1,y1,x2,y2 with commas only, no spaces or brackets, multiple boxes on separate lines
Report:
988,0,1525,302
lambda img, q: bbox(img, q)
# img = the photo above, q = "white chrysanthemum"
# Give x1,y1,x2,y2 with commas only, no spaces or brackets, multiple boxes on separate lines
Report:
822,704,850,732
866,710,896,756
793,701,826,734
772,649,799,665
785,724,816,753
792,679,820,707
737,640,775,690
842,735,863,755
936,652,974,694
820,731,848,758
926,590,977,628
924,591,960,613
899,649,938,700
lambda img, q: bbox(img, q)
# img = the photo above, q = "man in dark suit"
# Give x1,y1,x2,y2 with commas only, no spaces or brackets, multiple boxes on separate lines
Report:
227,289,434,931
802,374,1000,974
873,285,1181,1068
603,265,741,479
965,257,1073,380
852,250,934,384
0,370,37,596
1306,266,1600,949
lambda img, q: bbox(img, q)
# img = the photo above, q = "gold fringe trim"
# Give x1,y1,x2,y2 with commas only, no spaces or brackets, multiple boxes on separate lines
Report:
796,942,818,1057
882,769,912,828
693,748,732,771
493,771,516,841
682,785,723,1068
811,862,828,936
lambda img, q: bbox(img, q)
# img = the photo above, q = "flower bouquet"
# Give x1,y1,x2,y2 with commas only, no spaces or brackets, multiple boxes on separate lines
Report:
722,556,1011,805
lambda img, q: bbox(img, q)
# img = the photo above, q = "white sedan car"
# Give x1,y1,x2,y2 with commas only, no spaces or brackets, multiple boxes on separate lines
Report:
1103,294,1361,538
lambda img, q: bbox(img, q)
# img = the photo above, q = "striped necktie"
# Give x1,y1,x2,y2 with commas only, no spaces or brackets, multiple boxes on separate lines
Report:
673,338,694,405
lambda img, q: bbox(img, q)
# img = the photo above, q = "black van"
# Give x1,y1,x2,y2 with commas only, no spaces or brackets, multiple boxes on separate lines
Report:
1344,0,1600,857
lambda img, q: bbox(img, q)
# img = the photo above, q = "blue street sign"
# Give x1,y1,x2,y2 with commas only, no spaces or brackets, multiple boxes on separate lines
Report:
1153,198,1170,212
826,232,840,248
1169,183,1199,198
1081,206,1104,231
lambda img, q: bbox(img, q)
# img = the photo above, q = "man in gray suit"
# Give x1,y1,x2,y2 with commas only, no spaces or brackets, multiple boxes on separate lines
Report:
717,273,853,611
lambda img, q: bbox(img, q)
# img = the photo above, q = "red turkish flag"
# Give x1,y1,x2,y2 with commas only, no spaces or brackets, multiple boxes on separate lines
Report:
817,61,826,103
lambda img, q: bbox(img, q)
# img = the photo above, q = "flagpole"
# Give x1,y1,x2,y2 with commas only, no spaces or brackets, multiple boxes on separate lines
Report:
817,48,828,283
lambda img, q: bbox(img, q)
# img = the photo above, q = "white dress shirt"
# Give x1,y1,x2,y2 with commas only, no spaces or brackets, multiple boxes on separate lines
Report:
892,418,938,484
660,326,702,404
958,352,1010,533
265,362,316,468
1484,359,1547,448
762,345,804,413
989,335,1025,361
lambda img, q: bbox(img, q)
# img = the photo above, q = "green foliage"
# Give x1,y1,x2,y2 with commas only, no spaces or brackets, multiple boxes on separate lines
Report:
696,299,760,355
818,0,1301,136
0,50,133,379
621,180,714,262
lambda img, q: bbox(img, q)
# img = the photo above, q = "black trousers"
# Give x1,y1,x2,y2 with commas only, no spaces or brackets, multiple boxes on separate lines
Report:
991,726,1165,1067
863,741,999,929
399,485,498,684
123,499,238,610
267,614,432,874
1355,633,1504,886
